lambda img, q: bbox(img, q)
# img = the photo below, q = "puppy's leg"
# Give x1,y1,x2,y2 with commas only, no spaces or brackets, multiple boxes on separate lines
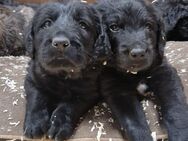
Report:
24,79,51,138
149,65,188,141
105,93,153,141
47,98,98,141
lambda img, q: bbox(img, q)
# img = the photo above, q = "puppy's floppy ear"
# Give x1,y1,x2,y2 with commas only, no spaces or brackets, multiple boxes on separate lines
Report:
94,21,111,60
94,12,112,62
156,17,166,62
24,22,35,59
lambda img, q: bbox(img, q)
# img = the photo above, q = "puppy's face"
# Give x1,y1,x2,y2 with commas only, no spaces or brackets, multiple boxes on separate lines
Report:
167,17,188,41
97,0,165,73
27,2,102,76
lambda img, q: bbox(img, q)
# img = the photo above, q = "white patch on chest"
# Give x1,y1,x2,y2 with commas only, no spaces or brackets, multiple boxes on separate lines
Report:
137,83,148,94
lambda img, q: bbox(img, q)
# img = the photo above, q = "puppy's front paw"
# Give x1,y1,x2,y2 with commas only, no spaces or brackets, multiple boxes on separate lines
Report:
166,109,188,141
47,114,74,141
24,109,50,138
168,128,188,141
178,129,188,141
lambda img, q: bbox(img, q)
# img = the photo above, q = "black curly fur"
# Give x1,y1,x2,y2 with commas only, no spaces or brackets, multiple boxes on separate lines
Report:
23,2,108,140
96,0,188,140
154,0,188,41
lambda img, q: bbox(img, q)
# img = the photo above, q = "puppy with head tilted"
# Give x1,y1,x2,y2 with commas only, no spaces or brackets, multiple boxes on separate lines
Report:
96,0,188,141
23,2,108,140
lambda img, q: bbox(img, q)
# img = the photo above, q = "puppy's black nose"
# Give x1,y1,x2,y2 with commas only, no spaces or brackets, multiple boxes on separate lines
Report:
52,36,70,49
129,48,146,59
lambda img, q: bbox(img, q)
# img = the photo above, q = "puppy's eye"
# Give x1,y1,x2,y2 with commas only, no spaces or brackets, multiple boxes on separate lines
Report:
79,21,88,30
109,23,120,32
41,19,53,29
146,22,153,31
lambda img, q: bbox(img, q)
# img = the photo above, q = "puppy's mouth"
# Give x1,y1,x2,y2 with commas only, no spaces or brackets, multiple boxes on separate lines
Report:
117,60,152,74
47,57,78,68
42,56,86,74
126,63,148,73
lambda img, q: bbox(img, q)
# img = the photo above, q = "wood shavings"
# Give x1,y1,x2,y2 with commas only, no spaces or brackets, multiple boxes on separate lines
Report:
19,86,24,89
143,106,147,111
154,121,159,126
6,139,16,141
103,61,107,66
120,127,124,131
81,0,87,3
91,123,96,132
108,117,114,123
9,121,20,127
179,59,186,63
20,136,24,141
8,112,12,117
19,32,23,36
181,69,187,73
92,67,96,70
130,71,137,75
137,83,148,94
10,89,18,93
20,93,26,99
94,106,104,117
147,76,152,79
90,122,106,141
5,68,12,73
0,64,5,67
7,129,12,132
151,132,157,141
1,77,17,90
141,100,151,111
3,87,7,92
147,120,150,125
146,100,149,106
3,110,8,113
13,65,21,69
13,99,19,106
154,105,157,109
177,48,183,51
1,127,5,130
8,117,13,120
102,102,108,108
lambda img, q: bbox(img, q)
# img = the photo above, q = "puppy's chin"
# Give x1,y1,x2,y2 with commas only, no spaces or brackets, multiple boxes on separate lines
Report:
117,60,153,74
42,64,84,79
39,58,86,79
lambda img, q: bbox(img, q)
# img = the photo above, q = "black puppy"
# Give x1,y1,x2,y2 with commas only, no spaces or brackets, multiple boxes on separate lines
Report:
96,0,188,141
0,0,14,5
0,5,35,56
24,2,108,140
153,0,188,41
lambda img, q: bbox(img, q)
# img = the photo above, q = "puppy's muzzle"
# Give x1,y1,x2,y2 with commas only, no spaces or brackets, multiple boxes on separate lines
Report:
52,36,70,50
129,48,148,61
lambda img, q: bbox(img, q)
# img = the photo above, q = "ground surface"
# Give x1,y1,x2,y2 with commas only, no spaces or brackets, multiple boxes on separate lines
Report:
0,41,188,141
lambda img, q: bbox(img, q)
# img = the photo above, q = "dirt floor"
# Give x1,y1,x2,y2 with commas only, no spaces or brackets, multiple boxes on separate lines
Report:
0,41,188,141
